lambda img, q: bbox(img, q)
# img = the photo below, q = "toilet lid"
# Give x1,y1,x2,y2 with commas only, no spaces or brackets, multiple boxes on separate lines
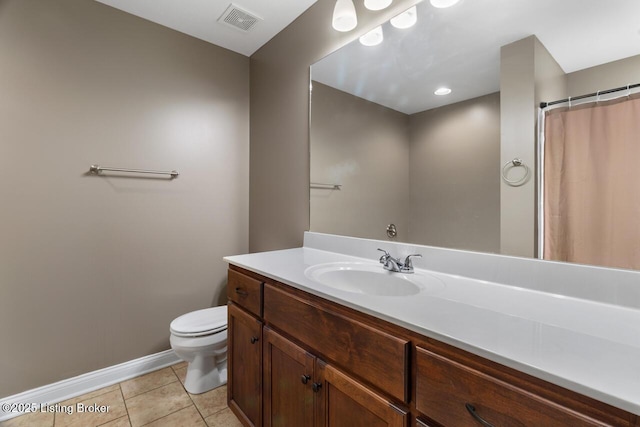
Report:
170,306,228,337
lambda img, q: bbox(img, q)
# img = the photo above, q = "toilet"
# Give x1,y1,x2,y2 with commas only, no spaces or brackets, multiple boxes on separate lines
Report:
169,305,228,394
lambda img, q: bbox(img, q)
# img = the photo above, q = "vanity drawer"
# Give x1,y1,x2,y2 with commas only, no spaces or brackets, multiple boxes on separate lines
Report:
415,346,607,427
228,268,263,317
263,283,409,403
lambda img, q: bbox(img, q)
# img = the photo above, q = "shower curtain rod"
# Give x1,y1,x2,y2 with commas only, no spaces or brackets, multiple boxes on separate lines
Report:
540,82,640,109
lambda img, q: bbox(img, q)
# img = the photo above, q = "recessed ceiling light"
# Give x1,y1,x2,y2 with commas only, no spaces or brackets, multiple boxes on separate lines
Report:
434,87,452,95
430,0,461,8
359,26,384,46
390,6,417,29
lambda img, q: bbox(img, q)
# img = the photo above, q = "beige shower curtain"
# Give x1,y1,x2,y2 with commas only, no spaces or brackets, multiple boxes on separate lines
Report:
544,94,640,270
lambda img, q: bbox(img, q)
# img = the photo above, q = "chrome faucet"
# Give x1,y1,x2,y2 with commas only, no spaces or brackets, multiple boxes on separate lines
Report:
378,249,401,272
377,249,422,274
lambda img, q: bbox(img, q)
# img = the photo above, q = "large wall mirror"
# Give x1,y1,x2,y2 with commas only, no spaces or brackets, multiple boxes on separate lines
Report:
310,0,640,270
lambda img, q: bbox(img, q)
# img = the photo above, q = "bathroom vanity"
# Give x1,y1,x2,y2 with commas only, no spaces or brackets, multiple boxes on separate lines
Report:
225,233,640,427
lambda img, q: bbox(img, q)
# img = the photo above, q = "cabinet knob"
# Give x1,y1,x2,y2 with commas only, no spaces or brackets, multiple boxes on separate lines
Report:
250,336,259,344
235,287,248,296
312,382,322,393
301,374,311,384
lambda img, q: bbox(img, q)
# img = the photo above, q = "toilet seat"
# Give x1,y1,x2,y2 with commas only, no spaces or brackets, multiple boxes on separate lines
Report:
170,306,228,338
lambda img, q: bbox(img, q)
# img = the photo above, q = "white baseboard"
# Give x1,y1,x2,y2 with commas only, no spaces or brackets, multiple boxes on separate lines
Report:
0,350,181,422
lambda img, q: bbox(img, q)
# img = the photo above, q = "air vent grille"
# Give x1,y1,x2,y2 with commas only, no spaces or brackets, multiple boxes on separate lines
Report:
218,4,261,32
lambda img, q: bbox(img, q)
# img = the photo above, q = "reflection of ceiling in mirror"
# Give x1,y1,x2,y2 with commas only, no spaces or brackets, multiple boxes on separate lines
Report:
311,0,640,114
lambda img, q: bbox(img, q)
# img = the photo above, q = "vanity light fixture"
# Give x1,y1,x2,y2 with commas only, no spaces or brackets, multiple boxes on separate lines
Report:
359,25,384,46
434,87,452,95
364,0,392,11
332,0,358,32
390,5,417,29
430,0,461,8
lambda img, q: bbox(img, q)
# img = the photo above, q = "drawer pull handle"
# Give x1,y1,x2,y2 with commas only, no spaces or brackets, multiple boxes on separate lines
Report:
235,287,248,296
250,336,259,344
301,374,311,384
312,382,322,393
465,404,496,427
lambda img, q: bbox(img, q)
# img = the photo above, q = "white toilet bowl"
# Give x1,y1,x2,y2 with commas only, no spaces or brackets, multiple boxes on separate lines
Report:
169,305,228,394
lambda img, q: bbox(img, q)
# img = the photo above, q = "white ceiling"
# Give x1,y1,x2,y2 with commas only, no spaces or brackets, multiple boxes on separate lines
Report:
312,0,640,114
95,0,317,56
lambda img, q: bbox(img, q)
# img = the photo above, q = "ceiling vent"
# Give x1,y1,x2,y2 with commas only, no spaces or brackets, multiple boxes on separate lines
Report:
218,4,261,32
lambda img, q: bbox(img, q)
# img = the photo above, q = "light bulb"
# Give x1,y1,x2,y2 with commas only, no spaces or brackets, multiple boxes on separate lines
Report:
332,0,358,32
390,6,417,29
434,87,452,95
364,0,392,11
359,26,384,46
430,0,461,8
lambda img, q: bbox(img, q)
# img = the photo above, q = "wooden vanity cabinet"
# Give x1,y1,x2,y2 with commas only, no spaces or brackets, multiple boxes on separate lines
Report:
227,265,636,427
228,268,263,317
316,360,407,427
227,268,264,427
263,326,408,427
262,282,409,404
415,346,607,427
263,327,315,426
414,341,636,427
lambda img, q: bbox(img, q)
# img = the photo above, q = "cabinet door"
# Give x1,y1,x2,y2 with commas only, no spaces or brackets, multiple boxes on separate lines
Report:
415,346,608,427
264,284,409,403
316,360,407,427
228,302,262,427
228,268,263,317
263,327,316,427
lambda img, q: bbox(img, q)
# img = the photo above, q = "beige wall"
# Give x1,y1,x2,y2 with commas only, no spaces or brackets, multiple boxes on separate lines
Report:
500,36,566,257
0,0,249,397
501,40,638,259
567,54,640,97
310,82,410,241
534,40,568,107
409,93,501,252
500,37,535,258
249,0,420,252
310,83,501,249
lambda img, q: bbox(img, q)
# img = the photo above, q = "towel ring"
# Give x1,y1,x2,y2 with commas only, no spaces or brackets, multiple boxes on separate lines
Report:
502,158,530,187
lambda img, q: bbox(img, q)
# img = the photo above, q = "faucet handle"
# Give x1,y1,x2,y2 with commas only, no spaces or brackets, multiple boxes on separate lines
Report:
402,254,422,270
377,248,391,263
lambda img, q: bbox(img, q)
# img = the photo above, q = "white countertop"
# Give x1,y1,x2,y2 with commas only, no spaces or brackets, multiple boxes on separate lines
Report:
224,241,640,416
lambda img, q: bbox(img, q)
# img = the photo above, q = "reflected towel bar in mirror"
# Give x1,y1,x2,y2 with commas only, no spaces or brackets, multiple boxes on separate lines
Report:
89,165,179,179
310,182,342,190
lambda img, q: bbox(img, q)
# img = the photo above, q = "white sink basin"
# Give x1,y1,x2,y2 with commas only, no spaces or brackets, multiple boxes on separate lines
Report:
304,262,445,297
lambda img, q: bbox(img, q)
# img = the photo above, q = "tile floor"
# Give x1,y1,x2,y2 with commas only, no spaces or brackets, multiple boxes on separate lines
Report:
0,363,242,427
